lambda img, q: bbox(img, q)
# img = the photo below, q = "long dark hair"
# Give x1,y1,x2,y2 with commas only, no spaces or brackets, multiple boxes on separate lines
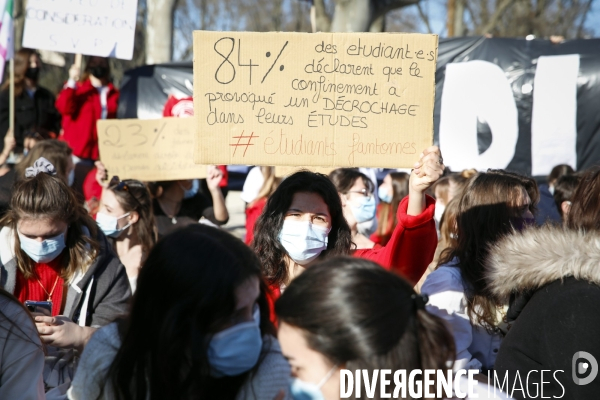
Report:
276,257,455,400
566,167,600,231
1,172,100,281
108,179,157,255
108,225,275,400
440,171,530,330
252,171,352,287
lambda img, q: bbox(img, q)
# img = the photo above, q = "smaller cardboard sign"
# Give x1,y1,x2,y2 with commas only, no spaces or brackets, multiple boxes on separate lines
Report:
23,0,138,60
97,118,207,181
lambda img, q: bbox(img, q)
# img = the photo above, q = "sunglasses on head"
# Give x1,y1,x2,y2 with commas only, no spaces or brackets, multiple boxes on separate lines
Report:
109,176,145,207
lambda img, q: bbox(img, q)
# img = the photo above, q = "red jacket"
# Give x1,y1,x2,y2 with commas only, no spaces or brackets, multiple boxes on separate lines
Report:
245,197,267,245
267,195,437,321
56,80,119,160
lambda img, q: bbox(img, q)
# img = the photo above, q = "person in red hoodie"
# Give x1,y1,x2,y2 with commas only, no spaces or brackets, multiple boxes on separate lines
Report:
253,146,444,320
56,57,119,164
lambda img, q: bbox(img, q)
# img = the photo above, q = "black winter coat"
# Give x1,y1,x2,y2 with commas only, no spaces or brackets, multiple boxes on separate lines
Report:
0,86,62,151
486,226,600,400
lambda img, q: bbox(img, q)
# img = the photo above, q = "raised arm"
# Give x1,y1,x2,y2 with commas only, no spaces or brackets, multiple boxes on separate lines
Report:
353,147,443,284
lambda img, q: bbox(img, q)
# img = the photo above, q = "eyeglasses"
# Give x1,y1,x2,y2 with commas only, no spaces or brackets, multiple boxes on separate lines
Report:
346,189,373,199
108,176,145,208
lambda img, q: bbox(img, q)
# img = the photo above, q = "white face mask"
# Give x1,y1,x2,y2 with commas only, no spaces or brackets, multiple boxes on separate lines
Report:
349,195,376,224
278,220,330,266
96,212,131,238
549,185,555,195
435,201,446,222
289,365,338,400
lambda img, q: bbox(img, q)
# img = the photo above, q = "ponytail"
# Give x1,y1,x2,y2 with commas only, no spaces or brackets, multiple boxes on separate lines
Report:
415,309,456,371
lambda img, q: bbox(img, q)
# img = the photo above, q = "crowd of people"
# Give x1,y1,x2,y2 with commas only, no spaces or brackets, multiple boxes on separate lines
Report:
0,49,597,400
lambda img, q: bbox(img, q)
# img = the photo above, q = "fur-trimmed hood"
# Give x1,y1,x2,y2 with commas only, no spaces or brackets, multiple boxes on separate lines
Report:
486,225,600,302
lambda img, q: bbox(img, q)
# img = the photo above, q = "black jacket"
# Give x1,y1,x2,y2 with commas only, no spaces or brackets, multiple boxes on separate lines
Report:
0,86,62,151
486,226,600,399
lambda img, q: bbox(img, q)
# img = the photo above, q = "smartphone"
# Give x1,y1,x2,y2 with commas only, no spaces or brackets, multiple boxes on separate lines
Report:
24,300,52,317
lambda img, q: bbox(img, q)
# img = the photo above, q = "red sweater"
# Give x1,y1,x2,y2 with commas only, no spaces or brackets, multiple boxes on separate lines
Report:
267,195,437,321
56,80,119,160
15,256,65,316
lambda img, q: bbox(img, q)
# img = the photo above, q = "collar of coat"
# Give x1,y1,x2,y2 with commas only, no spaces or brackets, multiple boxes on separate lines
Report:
486,225,600,303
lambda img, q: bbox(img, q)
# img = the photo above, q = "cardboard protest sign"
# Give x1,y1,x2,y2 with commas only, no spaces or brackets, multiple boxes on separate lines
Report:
23,0,138,60
194,31,438,169
98,118,207,181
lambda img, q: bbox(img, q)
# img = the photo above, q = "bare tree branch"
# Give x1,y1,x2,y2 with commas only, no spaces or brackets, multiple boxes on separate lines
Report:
416,2,433,33
477,0,515,34
576,0,594,37
313,0,332,31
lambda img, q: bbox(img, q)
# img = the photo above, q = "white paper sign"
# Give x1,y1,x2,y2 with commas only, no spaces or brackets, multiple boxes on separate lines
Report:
22,0,138,60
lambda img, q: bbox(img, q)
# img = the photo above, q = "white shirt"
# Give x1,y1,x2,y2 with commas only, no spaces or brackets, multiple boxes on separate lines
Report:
240,166,264,204
96,86,109,119
421,260,503,372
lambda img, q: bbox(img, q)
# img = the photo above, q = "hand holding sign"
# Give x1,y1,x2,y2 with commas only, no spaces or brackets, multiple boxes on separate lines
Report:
69,64,80,82
410,146,444,193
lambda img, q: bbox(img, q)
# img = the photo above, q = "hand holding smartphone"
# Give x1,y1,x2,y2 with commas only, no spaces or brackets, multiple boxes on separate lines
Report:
24,300,52,317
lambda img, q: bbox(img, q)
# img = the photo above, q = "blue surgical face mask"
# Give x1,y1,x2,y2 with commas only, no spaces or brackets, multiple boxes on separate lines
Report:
181,179,199,199
18,230,66,263
278,220,330,266
68,168,75,187
96,212,131,238
349,195,376,223
208,305,263,377
378,186,392,203
290,365,338,400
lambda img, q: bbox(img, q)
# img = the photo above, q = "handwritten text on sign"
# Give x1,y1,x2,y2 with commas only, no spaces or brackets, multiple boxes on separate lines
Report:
194,31,438,168
23,0,138,60
98,118,207,181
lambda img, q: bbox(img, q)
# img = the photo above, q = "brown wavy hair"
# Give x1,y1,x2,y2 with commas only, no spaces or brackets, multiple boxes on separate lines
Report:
566,167,600,231
1,172,99,281
440,171,531,331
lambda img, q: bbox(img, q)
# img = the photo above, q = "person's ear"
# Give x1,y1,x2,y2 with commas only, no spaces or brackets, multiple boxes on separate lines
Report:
128,211,140,225
155,186,163,198
561,201,572,217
